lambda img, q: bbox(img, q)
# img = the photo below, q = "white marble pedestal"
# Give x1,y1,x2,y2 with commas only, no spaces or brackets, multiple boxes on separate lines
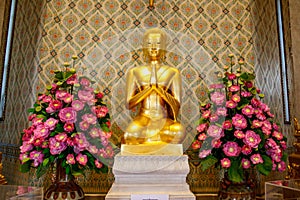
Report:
105,144,195,200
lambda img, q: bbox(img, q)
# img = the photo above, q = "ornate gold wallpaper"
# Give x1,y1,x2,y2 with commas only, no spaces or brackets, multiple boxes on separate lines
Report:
0,0,293,196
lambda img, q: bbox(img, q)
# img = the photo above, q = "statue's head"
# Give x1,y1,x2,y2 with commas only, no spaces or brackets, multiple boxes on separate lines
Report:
142,28,166,62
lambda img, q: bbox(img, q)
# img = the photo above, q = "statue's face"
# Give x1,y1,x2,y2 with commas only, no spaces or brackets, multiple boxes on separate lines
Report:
146,33,161,57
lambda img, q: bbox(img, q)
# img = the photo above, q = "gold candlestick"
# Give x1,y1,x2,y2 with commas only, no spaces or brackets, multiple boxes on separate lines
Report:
149,0,154,7
0,152,7,185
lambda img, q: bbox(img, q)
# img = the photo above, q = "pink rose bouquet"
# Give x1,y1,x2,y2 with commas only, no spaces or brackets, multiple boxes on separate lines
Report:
192,54,287,183
19,60,114,178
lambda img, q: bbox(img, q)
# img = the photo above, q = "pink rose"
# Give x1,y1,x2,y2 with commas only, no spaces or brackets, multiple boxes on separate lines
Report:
223,141,241,157
209,114,219,122
198,133,207,141
277,161,286,172
234,130,245,139
222,120,232,130
226,100,237,109
241,145,252,155
216,107,227,116
207,125,223,138
227,73,236,80
242,158,251,169
210,91,226,105
192,140,201,150
211,138,222,148
196,123,207,133
242,105,254,117
67,74,77,85
66,154,76,164
199,149,211,158
229,85,240,92
72,100,84,111
243,130,261,148
76,154,88,166
45,118,59,131
250,154,263,164
231,94,240,103
221,158,231,168
58,107,77,123
55,90,68,100
232,114,247,130
64,123,74,132
272,131,283,140
201,110,211,119
78,89,94,103
245,81,253,88
95,160,103,168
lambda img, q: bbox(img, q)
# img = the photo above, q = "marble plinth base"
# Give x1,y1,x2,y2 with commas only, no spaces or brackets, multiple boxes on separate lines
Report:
105,153,195,200
121,143,183,155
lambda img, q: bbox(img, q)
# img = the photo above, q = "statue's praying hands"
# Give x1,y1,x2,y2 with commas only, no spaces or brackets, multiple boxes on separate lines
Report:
124,28,184,145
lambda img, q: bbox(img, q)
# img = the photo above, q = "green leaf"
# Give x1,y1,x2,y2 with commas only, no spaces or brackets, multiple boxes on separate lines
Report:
72,170,84,176
46,85,52,90
200,155,218,171
49,155,55,163
65,71,74,79
54,71,64,79
20,161,31,173
282,152,288,163
56,81,63,86
248,73,255,80
228,160,244,183
237,104,246,110
43,148,50,155
99,123,110,132
35,106,42,112
36,114,46,120
196,118,207,125
36,164,50,178
258,93,265,98
66,165,71,175
256,155,273,176
250,87,257,95
239,73,249,80
27,108,35,113
49,131,56,137
22,158,30,163
99,165,109,173
42,158,49,166
55,124,64,132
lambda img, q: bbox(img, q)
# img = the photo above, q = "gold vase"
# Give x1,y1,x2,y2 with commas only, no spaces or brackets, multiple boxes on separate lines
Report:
44,160,85,200
218,169,256,200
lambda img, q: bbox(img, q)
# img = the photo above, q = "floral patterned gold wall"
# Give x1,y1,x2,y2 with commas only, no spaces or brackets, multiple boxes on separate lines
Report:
37,0,255,151
0,0,293,196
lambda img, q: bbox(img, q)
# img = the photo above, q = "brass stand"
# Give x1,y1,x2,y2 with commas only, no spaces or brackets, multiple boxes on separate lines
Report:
0,152,7,184
287,118,300,179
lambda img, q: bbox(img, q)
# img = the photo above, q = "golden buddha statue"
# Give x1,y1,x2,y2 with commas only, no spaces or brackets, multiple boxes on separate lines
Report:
124,28,184,145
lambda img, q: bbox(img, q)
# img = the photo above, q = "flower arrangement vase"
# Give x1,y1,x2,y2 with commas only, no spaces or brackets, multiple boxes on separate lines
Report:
218,170,256,200
44,161,85,200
